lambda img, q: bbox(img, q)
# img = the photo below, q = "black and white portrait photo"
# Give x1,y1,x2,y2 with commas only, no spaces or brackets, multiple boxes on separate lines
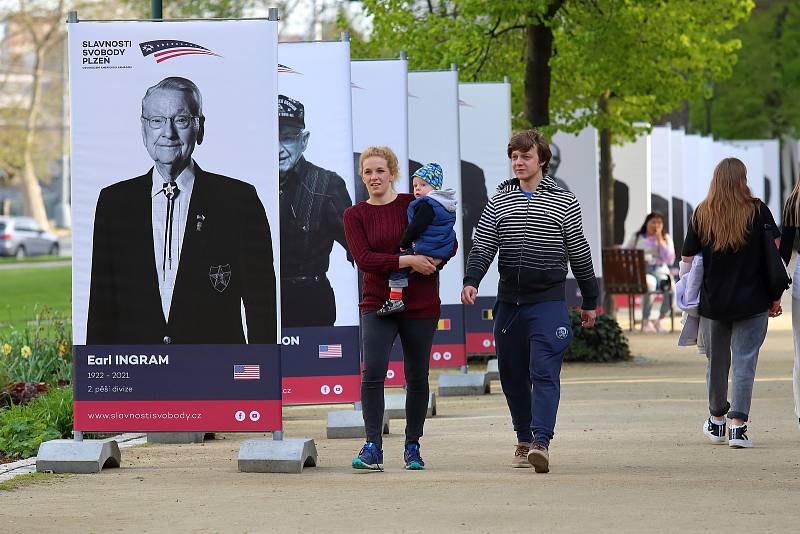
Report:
86,77,277,345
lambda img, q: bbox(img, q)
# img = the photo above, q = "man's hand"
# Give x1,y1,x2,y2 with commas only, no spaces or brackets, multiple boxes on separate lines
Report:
461,285,478,305
581,309,596,328
769,300,783,318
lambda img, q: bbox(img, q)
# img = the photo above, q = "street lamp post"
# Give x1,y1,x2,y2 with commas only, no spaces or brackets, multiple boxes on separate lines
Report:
152,0,162,19
703,81,714,136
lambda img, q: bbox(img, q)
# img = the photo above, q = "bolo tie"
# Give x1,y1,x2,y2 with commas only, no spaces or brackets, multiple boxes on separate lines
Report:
161,181,180,278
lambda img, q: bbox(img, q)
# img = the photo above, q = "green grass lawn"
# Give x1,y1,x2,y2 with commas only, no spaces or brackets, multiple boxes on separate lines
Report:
0,256,70,264
0,266,71,332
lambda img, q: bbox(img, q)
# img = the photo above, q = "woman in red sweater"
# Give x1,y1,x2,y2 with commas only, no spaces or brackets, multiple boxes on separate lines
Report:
343,146,454,471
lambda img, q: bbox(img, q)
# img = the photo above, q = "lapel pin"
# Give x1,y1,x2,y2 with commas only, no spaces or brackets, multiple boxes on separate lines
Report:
196,214,206,232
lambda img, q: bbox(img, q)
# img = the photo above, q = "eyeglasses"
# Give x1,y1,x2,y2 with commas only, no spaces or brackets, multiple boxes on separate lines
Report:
141,115,200,130
279,131,305,144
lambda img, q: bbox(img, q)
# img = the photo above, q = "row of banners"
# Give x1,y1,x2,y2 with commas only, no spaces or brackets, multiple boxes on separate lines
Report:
68,19,775,432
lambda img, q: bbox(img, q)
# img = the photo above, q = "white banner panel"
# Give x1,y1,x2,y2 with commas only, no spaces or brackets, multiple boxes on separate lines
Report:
714,141,765,201
611,134,651,245
550,128,603,280
734,140,780,218
278,41,357,328
458,81,511,353
682,134,706,213
650,127,672,237
408,70,464,303
351,58,409,199
670,130,688,252
457,81,512,285
70,20,279,345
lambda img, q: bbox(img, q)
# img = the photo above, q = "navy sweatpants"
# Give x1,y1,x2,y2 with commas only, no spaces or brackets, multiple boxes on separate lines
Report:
493,300,573,446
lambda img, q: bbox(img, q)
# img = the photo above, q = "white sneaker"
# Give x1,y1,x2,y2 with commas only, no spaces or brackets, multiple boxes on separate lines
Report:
728,425,752,448
702,418,726,444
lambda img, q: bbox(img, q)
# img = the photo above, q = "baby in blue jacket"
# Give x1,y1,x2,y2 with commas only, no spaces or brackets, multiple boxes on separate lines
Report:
377,162,457,316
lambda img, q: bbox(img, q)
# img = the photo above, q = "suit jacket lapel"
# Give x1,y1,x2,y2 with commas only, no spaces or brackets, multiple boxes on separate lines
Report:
135,169,166,329
170,165,209,321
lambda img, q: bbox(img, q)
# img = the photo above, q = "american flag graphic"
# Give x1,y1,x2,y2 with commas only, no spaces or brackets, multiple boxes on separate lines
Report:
233,364,260,380
139,40,221,63
278,63,302,75
438,318,451,331
318,344,343,359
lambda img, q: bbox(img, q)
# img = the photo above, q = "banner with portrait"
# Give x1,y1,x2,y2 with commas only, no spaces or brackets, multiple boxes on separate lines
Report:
611,133,651,246
670,130,689,256
401,69,466,369
69,20,281,432
649,127,673,244
550,128,603,306
734,140,781,219
458,81,511,354
277,40,360,405
351,58,410,385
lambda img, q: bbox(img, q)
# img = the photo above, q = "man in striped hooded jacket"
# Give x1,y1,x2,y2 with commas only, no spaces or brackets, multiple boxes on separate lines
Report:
461,129,599,473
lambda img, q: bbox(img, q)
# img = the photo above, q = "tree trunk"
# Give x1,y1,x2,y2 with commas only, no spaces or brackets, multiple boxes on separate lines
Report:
524,23,554,127
523,1,564,128
19,45,51,231
598,93,616,316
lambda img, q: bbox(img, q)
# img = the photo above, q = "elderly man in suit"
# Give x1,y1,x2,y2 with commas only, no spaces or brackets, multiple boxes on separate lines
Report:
87,76,277,345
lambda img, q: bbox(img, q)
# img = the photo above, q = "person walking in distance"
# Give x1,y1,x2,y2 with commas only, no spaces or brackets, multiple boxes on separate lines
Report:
462,130,599,473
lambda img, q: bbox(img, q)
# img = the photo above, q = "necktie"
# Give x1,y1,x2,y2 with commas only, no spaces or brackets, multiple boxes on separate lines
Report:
161,181,180,276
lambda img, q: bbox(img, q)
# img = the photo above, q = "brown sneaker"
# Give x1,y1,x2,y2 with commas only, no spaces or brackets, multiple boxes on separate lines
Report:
512,442,531,468
528,442,550,473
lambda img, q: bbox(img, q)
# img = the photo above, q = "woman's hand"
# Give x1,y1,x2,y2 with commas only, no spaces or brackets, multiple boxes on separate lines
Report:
769,300,783,318
400,254,438,275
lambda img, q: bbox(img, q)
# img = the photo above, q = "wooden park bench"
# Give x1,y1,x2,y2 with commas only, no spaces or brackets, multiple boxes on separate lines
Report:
601,248,675,332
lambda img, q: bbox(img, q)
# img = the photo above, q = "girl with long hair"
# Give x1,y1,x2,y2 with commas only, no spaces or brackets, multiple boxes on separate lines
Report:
683,158,783,449
343,146,455,471
780,177,800,431
624,212,675,332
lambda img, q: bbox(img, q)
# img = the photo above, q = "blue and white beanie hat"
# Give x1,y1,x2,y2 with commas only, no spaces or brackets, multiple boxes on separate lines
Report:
412,162,444,190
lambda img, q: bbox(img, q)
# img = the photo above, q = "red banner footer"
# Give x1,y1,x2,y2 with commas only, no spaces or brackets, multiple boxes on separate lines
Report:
74,400,281,432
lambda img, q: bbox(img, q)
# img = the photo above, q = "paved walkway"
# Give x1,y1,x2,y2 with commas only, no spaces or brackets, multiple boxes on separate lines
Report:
2,321,799,532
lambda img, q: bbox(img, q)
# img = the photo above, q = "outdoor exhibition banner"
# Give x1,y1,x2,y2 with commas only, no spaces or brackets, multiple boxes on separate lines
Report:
404,69,466,369
458,81,512,354
70,19,281,431
550,128,603,306
649,127,672,240
734,140,780,218
670,129,689,256
681,134,704,223
611,133,651,246
277,40,360,404
351,58,409,385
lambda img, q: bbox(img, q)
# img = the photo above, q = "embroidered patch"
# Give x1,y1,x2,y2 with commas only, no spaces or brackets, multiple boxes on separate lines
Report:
209,264,231,292
555,326,569,340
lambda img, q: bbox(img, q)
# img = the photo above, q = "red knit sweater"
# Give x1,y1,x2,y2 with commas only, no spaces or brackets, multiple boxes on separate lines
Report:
343,193,448,318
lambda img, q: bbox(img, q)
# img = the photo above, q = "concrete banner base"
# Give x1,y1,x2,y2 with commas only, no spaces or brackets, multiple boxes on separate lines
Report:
326,410,389,439
438,372,491,397
383,392,437,418
147,432,213,444
238,438,317,474
485,358,500,381
36,439,121,474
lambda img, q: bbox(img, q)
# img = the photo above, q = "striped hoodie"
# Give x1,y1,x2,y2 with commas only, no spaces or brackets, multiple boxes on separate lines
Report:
463,175,599,310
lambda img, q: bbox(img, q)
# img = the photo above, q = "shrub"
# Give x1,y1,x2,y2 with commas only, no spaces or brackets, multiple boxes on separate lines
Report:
0,307,71,385
564,309,631,363
0,387,73,460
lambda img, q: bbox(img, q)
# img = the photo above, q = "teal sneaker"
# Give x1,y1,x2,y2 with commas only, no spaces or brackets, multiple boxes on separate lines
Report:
352,442,384,471
404,442,425,470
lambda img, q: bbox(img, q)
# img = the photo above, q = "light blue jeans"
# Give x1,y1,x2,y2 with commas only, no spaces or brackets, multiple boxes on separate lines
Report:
701,312,769,421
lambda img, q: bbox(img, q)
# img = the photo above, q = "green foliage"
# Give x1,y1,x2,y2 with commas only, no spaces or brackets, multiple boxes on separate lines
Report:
688,0,800,139
564,310,631,363
0,387,73,460
0,307,71,385
550,0,753,142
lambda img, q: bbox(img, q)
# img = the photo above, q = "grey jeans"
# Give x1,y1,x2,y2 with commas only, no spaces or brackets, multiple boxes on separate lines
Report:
701,312,769,421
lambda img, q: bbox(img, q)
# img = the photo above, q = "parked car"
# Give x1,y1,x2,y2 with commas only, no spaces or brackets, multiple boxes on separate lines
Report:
0,216,60,258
